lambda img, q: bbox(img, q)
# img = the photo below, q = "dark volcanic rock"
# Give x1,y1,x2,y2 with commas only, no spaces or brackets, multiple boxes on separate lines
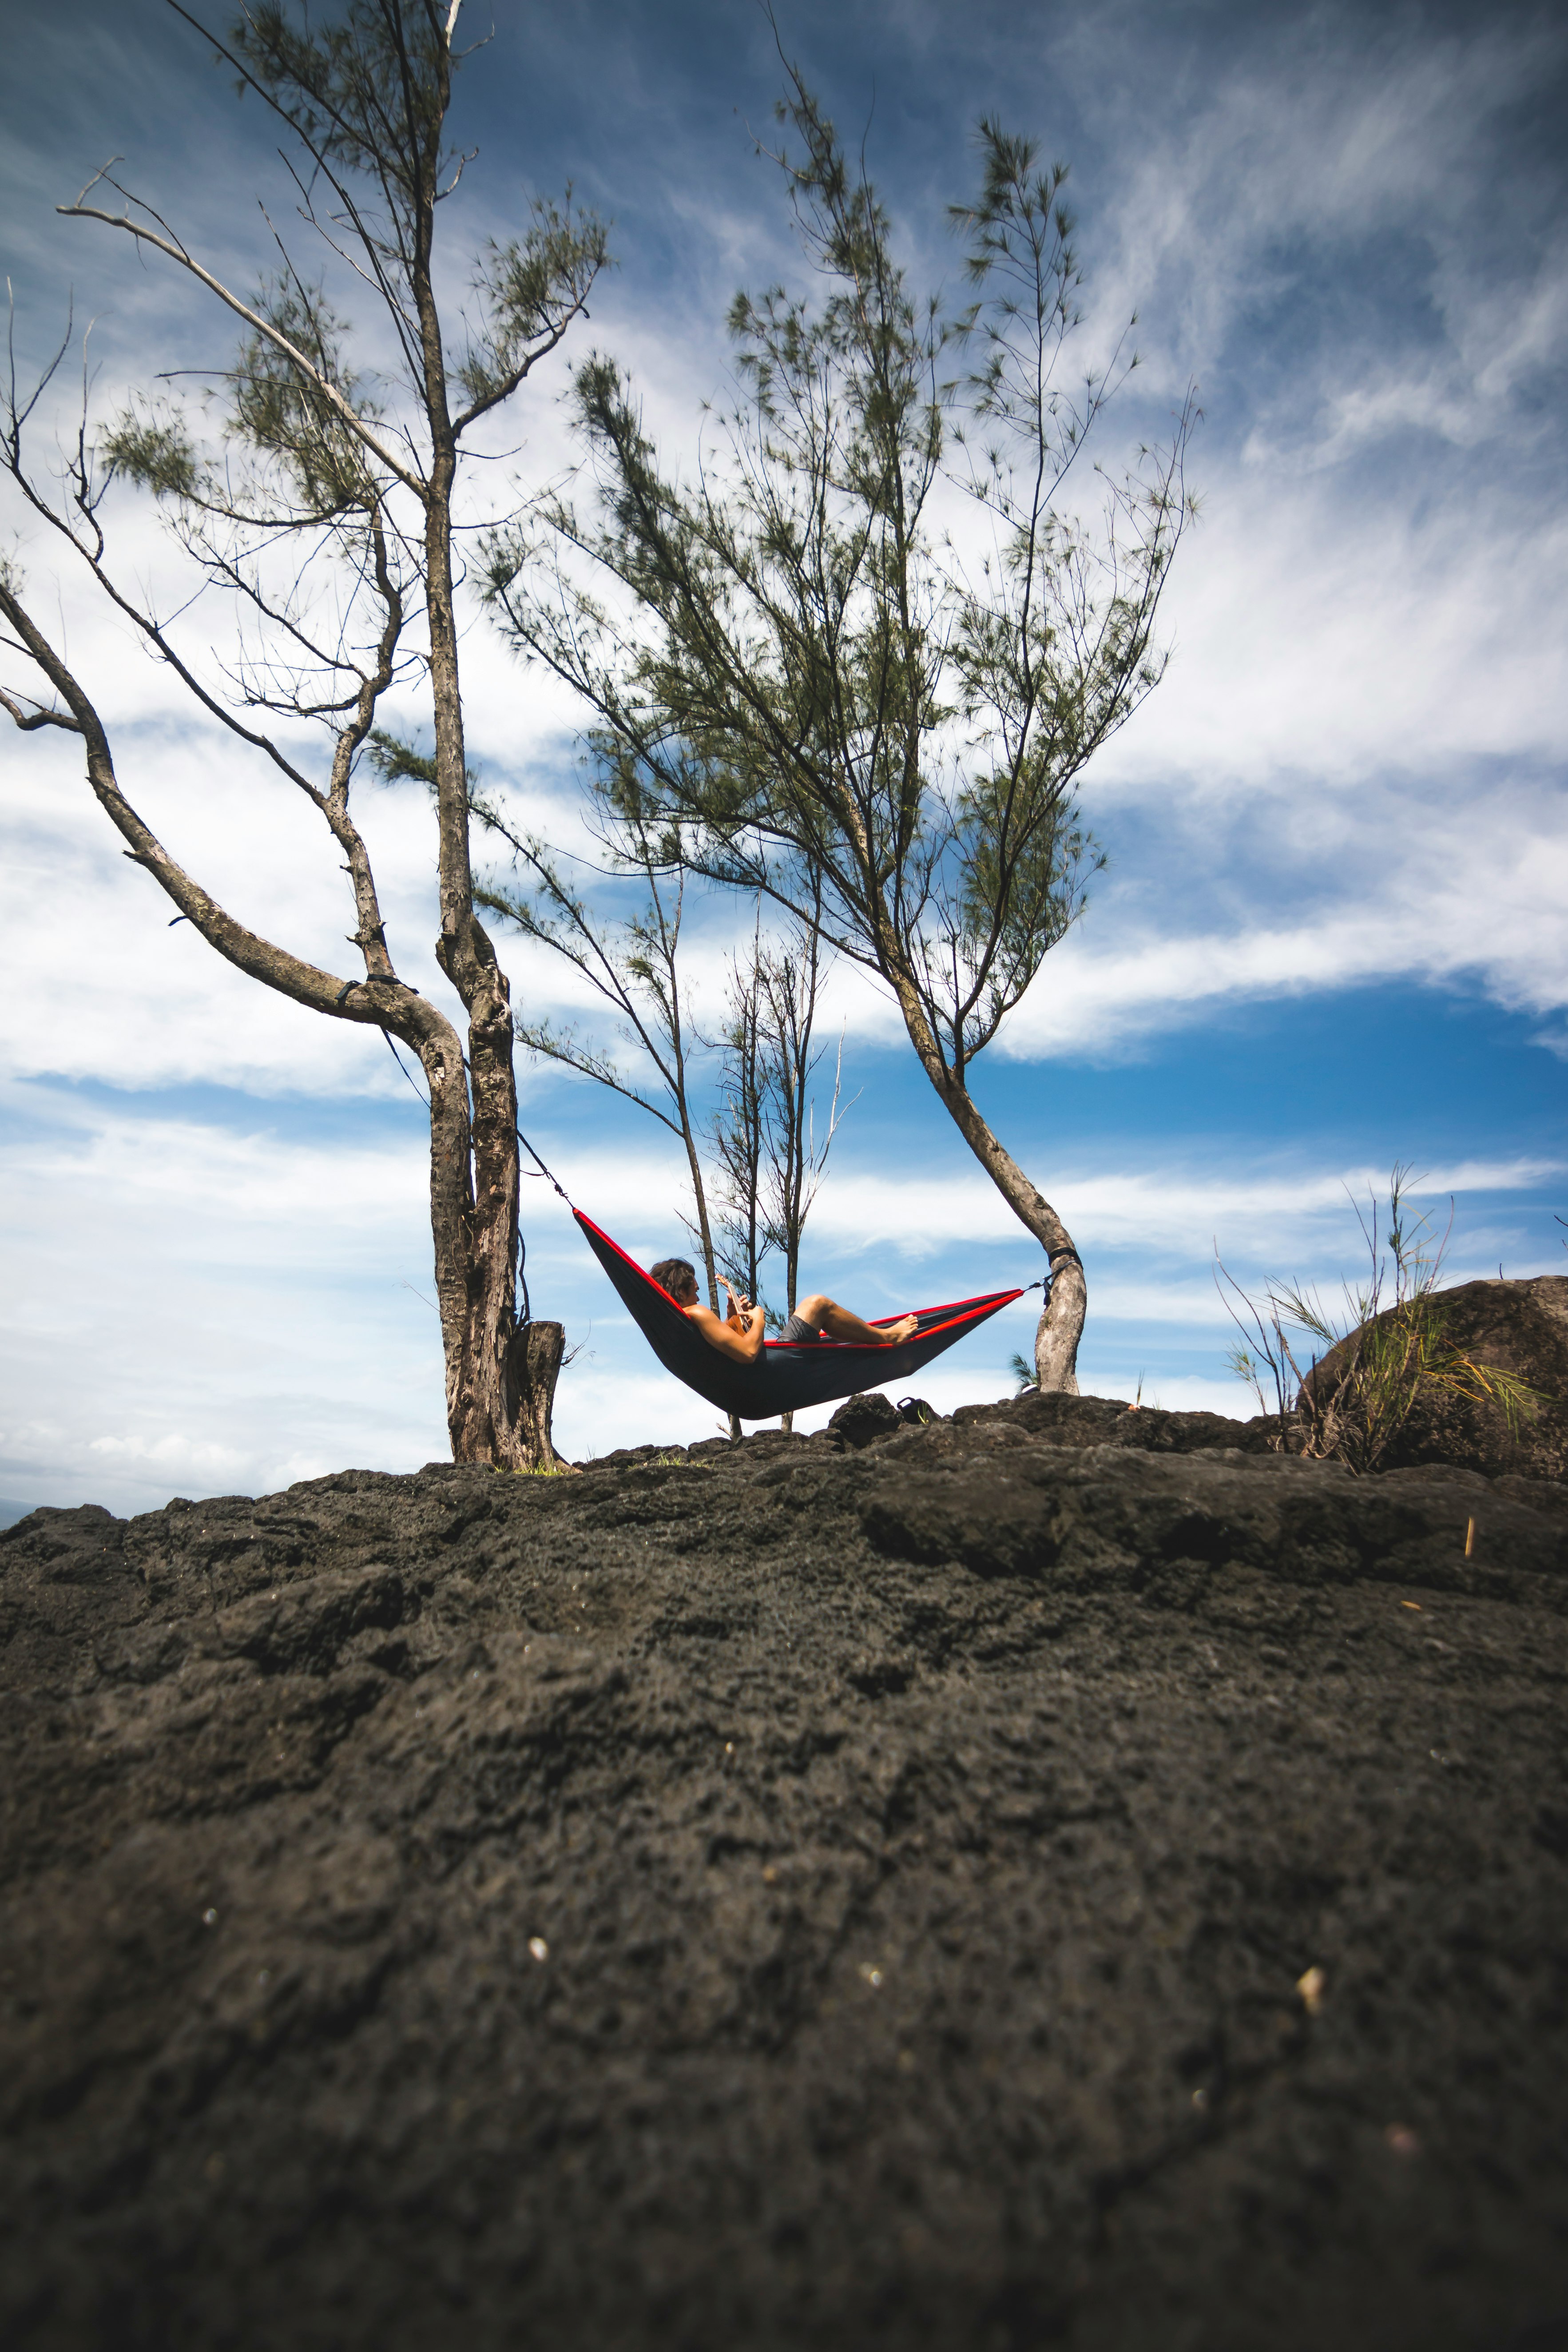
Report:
827,1389,904,1446
954,1386,1284,1456
3,1403,1568,2352
1304,1275,1568,1482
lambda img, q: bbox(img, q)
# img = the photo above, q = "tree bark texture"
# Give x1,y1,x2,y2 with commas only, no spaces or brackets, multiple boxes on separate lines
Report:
506,1320,567,1470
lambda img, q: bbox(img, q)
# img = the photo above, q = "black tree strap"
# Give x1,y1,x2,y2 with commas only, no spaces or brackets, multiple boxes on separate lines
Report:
516,1125,572,1203
382,1028,429,1105
513,1124,573,1335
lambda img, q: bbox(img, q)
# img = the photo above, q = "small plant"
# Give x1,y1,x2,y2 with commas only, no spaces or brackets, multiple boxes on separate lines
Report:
1217,1166,1543,1474
1009,1352,1039,1395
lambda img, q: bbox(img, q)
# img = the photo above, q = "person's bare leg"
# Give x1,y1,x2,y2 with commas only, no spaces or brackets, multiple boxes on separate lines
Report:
796,1292,919,1347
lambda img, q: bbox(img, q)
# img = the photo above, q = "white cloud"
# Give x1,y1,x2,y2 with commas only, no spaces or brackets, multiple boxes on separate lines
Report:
1075,10,1568,422
800,1152,1563,1262
1000,797,1568,1056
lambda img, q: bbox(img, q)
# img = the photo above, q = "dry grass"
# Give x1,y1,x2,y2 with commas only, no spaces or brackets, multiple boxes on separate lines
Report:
1218,1167,1543,1474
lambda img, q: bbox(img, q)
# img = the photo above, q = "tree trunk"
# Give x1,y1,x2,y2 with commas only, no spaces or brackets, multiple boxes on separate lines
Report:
505,1320,568,1471
679,1110,739,1441
780,1236,799,1434
418,277,537,1468
953,1104,1084,1393
952,1107,1084,1394
1032,1254,1085,1395
886,971,1086,1392
418,982,547,1470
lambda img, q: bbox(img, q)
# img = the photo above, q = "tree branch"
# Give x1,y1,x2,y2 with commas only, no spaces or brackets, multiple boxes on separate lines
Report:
0,570,422,1030
60,193,428,497
0,687,83,733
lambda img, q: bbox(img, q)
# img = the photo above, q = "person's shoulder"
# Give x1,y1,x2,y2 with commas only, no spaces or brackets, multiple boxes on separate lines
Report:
682,1301,728,1349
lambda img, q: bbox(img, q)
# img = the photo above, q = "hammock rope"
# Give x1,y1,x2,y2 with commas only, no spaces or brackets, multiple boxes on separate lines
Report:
516,1125,571,1202
515,1127,575,1329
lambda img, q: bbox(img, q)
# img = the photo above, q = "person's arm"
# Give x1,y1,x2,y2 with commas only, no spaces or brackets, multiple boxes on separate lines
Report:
682,1296,766,1363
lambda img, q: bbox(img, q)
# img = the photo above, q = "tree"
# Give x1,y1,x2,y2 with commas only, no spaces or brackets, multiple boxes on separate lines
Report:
752,896,850,1335
710,898,849,1311
707,922,772,1323
487,71,1195,1389
706,895,851,1431
0,0,606,1467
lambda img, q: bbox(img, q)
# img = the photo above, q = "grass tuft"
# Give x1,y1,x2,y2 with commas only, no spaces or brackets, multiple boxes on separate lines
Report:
1217,1165,1546,1474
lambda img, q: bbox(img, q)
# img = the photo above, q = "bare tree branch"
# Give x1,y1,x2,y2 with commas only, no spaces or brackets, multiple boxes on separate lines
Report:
60,188,429,496
0,687,83,733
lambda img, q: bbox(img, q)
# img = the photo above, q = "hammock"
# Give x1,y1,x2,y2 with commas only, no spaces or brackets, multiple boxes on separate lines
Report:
574,1208,1025,1421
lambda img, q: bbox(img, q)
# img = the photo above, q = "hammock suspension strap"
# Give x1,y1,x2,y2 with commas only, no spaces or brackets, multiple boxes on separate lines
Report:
517,1125,571,1203
513,1126,574,1332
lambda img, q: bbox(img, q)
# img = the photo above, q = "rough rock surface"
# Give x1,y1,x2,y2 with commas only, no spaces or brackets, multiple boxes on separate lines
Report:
1304,1274,1568,1482
3,1392,1568,2352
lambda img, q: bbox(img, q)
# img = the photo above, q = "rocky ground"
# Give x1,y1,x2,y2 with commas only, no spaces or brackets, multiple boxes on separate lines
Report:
3,1382,1568,2352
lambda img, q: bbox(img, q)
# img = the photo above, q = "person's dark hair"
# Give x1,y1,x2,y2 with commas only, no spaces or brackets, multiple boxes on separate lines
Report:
650,1256,698,1302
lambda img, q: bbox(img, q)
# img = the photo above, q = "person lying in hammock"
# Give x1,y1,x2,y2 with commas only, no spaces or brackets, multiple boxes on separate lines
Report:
648,1258,919,1365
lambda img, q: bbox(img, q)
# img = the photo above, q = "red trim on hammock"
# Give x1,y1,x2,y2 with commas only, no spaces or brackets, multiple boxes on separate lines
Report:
572,1209,1024,1351
764,1296,1025,1352
574,1210,692,1311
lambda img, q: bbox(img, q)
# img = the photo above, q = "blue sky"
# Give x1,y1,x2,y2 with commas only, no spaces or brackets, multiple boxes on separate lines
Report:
2,0,1564,1514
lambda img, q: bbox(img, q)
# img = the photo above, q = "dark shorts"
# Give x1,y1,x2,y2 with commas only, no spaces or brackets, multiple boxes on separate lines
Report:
780,1312,823,1344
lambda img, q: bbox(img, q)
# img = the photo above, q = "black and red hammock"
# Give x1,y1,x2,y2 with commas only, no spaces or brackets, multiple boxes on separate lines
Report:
574,1208,1024,1422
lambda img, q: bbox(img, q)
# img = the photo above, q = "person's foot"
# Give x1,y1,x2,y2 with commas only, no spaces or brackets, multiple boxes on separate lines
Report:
883,1313,919,1344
